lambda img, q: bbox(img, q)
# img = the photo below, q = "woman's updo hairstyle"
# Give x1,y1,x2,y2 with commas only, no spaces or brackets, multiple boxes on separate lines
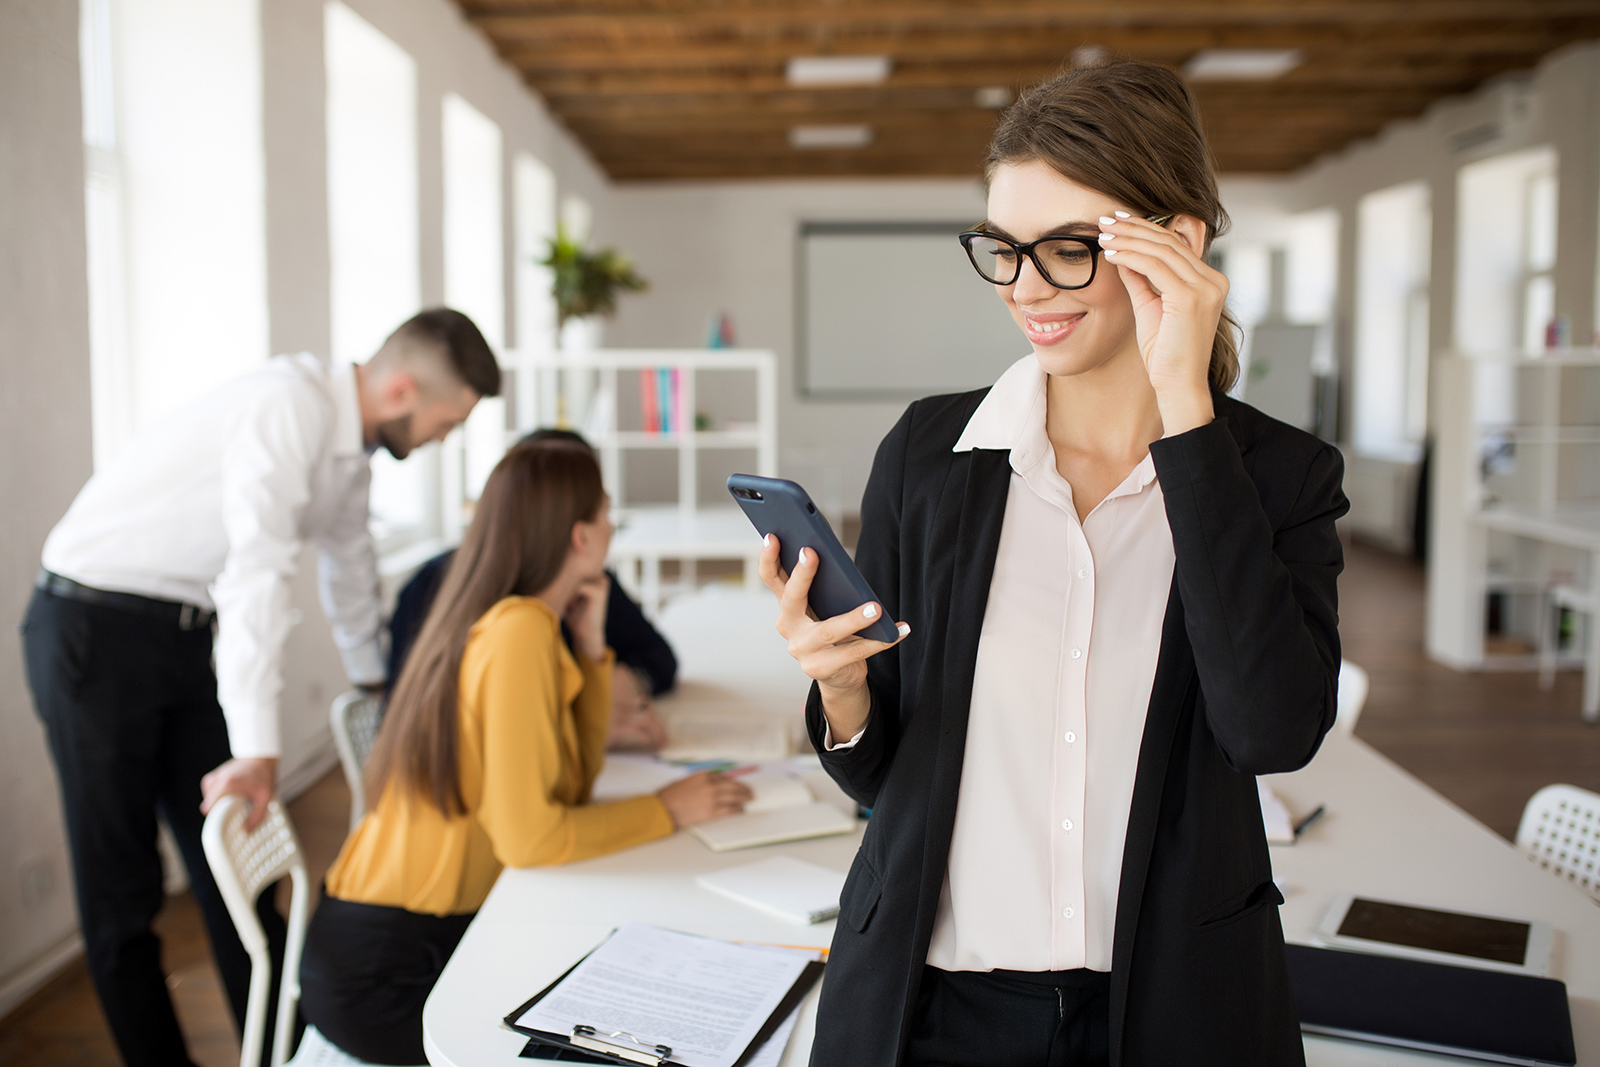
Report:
987,59,1240,393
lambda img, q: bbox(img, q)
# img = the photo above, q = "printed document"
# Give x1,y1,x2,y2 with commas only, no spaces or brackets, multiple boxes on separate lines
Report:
515,923,816,1067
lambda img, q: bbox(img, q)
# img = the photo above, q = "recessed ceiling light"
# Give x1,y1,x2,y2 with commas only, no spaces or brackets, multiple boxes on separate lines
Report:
786,55,892,87
974,86,1013,109
1183,48,1303,81
789,124,873,149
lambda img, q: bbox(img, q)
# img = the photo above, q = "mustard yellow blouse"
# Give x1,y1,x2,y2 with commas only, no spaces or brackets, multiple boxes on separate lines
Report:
324,596,676,916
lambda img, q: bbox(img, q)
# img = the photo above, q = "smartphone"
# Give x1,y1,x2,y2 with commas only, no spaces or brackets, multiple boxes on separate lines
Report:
727,474,901,643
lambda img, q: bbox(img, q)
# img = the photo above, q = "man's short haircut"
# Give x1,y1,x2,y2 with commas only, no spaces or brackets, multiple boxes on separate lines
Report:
383,308,502,398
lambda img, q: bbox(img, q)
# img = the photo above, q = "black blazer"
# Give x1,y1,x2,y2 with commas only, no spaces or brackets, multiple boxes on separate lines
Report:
806,390,1347,1067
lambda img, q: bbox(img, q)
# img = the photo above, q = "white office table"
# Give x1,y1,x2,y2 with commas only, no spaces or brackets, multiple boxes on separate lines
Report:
424,590,1600,1066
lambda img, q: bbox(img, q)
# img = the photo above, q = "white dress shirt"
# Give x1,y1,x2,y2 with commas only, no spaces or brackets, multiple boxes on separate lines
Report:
828,354,1175,973
42,354,385,758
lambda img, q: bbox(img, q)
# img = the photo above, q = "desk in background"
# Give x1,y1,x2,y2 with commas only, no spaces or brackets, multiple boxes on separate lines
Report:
424,587,1600,1066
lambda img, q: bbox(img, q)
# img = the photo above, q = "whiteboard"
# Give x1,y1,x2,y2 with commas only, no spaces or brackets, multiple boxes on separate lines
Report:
798,222,1030,399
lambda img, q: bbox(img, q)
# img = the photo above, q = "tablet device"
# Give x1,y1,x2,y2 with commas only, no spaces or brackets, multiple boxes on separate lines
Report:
1313,894,1552,976
726,475,901,644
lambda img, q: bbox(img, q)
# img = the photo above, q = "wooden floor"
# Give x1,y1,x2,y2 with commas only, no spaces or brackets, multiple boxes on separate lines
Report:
3,540,1598,1065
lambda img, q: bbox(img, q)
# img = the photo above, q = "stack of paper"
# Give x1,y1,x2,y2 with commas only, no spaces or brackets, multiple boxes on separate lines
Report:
1258,778,1294,844
661,715,793,763
697,856,847,925
511,923,821,1067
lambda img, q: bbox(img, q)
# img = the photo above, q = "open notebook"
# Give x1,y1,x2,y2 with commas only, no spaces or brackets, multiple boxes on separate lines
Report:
688,771,856,852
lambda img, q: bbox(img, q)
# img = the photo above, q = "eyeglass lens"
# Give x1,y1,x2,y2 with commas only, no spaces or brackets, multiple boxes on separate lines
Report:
964,236,1097,289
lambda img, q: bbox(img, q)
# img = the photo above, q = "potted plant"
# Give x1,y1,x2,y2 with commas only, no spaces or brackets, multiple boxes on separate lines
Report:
541,224,648,334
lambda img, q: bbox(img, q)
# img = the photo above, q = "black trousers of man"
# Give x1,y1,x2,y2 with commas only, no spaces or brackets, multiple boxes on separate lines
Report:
22,586,288,1067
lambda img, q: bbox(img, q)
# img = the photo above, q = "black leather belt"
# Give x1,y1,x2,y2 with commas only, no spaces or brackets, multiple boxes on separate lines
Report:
35,570,216,631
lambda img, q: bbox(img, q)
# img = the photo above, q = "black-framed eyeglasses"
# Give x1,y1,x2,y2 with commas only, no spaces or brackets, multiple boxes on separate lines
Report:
957,214,1173,289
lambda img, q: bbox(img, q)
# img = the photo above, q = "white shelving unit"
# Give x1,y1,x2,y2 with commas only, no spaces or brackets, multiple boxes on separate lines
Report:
1428,350,1600,690
501,348,779,615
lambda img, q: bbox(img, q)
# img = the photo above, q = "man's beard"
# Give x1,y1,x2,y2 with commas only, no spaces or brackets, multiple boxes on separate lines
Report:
376,415,414,460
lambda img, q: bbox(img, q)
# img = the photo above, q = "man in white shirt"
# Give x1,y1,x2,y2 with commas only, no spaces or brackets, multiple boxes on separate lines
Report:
21,308,498,1067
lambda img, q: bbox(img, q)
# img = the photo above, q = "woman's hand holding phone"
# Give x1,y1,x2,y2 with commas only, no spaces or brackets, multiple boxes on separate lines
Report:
759,533,909,742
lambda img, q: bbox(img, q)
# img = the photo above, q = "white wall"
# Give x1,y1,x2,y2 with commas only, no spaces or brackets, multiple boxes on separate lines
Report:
601,179,989,512
0,0,96,1017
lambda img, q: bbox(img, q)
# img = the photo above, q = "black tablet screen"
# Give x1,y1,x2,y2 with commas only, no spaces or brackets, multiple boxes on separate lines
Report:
1337,898,1529,964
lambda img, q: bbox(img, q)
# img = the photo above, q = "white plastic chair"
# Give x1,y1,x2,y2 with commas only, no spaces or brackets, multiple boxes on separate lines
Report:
201,796,311,1067
1334,659,1369,737
202,796,386,1067
330,690,384,831
1516,783,1600,902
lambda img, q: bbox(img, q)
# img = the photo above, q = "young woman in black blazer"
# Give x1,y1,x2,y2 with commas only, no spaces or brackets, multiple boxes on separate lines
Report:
761,61,1347,1067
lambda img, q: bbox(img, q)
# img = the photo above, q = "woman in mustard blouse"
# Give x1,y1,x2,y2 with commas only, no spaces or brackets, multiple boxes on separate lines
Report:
298,442,751,1065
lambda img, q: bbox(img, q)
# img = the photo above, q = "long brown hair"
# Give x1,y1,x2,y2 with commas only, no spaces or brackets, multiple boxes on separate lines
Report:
986,60,1240,393
365,443,604,816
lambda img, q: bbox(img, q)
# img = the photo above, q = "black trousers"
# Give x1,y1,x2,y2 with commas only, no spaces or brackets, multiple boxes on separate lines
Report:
299,894,475,1065
905,965,1111,1067
21,587,288,1067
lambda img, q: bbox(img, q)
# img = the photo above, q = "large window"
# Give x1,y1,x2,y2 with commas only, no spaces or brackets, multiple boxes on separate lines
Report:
80,0,131,471
1355,181,1431,453
81,0,269,463
513,152,558,429
324,1,424,551
442,94,508,517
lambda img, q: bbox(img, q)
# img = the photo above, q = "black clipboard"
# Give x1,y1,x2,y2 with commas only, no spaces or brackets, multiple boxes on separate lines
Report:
501,929,826,1067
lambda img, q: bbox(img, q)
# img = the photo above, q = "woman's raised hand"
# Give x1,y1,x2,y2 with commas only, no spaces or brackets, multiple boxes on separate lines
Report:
758,534,907,739
1096,211,1226,436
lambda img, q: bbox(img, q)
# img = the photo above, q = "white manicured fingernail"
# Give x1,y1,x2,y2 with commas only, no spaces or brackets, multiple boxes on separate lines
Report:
1104,248,1119,257
1098,216,1116,226
897,622,911,637
763,534,771,547
863,604,879,619
1114,211,1131,218
1097,232,1114,243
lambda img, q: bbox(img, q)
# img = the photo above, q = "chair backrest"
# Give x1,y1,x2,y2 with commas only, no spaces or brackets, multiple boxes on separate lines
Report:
330,690,384,830
202,796,312,1067
1516,783,1600,901
1335,659,1369,738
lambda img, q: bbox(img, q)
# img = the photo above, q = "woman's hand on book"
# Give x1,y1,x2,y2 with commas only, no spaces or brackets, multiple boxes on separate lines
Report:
759,535,908,740
658,771,752,828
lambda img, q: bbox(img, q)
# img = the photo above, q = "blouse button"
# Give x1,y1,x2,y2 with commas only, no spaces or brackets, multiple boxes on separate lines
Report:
1070,648,1082,660
1063,907,1076,920
1077,568,1088,580
1064,731,1076,743
1061,818,1074,831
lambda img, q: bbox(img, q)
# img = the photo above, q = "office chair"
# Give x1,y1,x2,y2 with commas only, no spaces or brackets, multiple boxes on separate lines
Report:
330,690,384,831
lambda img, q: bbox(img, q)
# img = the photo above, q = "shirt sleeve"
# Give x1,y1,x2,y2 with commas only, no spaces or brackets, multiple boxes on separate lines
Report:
210,384,325,759
475,609,675,867
314,459,385,687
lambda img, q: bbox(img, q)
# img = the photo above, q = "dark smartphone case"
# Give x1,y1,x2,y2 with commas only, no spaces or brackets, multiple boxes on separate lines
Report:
727,474,901,643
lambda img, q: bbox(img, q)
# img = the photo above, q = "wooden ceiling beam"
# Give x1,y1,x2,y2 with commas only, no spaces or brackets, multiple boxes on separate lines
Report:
544,84,1459,120
494,24,1595,71
462,0,1600,31
524,53,1524,100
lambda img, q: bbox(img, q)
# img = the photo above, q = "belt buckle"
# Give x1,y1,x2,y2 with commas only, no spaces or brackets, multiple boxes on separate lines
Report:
179,604,199,630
